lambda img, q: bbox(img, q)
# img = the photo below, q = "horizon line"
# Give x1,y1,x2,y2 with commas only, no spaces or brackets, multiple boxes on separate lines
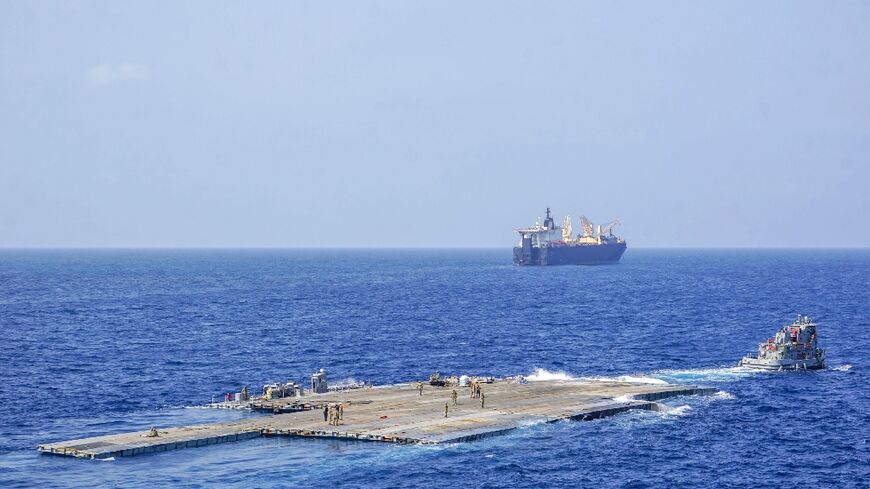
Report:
1,246,868,251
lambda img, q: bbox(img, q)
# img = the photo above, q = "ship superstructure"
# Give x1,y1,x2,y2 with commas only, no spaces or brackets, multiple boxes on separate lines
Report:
739,315,825,370
513,208,627,266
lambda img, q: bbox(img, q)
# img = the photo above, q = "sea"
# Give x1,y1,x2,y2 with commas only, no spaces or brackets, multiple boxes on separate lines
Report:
0,249,867,488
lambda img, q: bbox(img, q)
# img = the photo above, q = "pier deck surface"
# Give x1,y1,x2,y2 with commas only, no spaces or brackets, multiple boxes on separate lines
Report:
38,380,715,459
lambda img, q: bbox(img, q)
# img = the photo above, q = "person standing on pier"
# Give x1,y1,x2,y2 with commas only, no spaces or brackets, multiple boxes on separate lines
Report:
444,402,449,418
451,389,458,406
480,391,485,408
323,404,328,422
417,381,424,396
338,403,344,420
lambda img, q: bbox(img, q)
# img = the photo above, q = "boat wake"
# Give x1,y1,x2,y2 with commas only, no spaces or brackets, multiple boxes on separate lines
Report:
527,367,753,385
649,366,757,383
832,364,852,372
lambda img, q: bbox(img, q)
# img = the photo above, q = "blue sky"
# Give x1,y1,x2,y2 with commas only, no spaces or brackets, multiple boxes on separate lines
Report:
1,1,868,247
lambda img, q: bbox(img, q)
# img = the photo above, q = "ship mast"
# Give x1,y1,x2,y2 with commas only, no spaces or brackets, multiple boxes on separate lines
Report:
542,207,555,230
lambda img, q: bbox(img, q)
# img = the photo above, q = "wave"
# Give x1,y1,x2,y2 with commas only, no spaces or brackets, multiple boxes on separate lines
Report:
658,404,693,417
527,368,576,381
712,390,736,400
832,364,852,372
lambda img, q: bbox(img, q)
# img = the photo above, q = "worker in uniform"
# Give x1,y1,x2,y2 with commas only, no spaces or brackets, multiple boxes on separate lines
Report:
451,389,458,406
417,382,424,396
323,404,329,422
338,403,344,420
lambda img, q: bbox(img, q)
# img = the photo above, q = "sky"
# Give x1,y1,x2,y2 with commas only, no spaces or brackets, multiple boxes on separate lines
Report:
1,1,868,248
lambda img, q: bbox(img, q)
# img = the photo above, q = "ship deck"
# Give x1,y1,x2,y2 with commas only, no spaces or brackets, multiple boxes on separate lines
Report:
38,379,715,460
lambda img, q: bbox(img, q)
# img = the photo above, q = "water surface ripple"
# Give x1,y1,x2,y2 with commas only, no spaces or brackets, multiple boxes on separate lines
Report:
1,249,868,488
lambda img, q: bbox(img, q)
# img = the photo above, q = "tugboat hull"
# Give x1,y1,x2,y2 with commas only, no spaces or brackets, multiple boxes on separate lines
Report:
738,358,825,370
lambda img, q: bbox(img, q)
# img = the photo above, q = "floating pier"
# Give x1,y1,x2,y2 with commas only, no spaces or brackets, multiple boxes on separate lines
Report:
38,379,716,459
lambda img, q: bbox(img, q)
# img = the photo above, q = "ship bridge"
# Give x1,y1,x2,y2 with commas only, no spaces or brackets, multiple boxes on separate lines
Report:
515,207,562,247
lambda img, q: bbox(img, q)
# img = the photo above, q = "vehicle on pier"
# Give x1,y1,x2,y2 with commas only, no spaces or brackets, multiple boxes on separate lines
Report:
739,315,825,370
513,208,627,266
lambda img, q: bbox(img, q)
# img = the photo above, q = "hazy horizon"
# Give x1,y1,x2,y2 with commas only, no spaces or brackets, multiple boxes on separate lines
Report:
2,245,868,251
2,2,868,248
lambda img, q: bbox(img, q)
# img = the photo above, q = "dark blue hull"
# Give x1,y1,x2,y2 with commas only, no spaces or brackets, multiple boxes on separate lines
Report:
513,242,627,266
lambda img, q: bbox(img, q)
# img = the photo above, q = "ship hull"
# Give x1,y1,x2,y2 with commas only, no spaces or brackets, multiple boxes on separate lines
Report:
738,357,824,370
513,242,627,266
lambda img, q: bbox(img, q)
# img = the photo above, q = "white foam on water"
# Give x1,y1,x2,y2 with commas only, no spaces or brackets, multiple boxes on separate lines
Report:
613,394,636,403
98,457,115,462
577,375,669,385
663,405,693,416
650,366,756,383
832,364,852,372
527,368,576,381
616,375,669,385
712,390,736,400
332,377,362,387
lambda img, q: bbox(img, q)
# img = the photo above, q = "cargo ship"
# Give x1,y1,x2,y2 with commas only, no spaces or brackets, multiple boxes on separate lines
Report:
513,208,627,266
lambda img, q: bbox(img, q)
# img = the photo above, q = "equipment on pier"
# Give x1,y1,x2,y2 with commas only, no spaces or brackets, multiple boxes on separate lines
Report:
311,368,328,393
429,371,446,386
263,382,303,399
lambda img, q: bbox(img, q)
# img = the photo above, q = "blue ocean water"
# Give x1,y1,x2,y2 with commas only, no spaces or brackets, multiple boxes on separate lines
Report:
0,249,868,488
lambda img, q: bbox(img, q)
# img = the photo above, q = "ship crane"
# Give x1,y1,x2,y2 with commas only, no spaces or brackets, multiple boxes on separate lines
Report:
562,215,573,242
578,215,594,237
600,219,621,237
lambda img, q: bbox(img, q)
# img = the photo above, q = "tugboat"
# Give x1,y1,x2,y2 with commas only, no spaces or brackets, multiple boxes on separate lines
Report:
739,315,825,370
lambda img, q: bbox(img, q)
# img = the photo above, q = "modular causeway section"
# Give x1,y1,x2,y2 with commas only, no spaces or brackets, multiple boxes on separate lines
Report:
38,379,716,459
